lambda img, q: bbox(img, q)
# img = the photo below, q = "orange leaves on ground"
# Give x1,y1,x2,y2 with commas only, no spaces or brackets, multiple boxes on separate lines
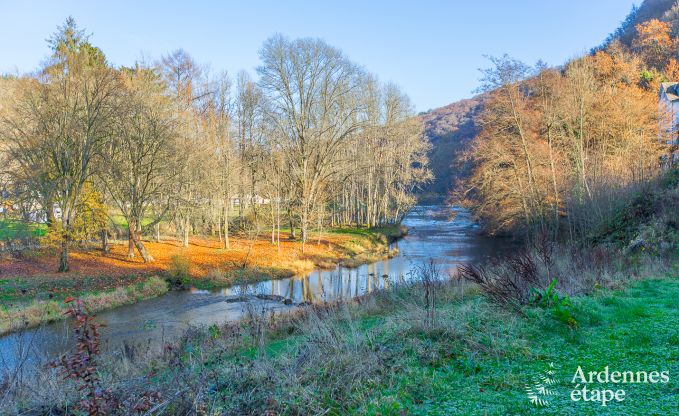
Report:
0,232,356,283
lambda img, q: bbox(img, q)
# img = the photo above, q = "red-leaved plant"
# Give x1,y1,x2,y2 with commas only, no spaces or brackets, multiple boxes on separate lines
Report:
49,297,116,415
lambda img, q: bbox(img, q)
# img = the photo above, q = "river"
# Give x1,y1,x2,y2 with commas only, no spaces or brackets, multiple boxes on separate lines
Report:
0,205,512,370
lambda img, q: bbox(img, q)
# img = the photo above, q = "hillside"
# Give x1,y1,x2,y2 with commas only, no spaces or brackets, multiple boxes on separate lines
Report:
418,95,485,200
601,0,676,48
419,0,678,202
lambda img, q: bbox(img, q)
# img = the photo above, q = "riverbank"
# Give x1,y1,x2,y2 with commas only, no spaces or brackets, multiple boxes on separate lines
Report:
2,198,677,414
3,255,676,414
215,268,678,415
0,225,404,335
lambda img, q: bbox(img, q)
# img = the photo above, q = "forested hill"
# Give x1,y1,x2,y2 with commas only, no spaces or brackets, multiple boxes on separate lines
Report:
417,95,485,200
419,0,678,201
601,0,676,48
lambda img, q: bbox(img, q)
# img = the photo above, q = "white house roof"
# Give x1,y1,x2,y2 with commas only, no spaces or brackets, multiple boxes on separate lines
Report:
661,82,679,101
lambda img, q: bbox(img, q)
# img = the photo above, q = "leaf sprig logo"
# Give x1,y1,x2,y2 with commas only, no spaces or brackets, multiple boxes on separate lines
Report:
525,362,557,407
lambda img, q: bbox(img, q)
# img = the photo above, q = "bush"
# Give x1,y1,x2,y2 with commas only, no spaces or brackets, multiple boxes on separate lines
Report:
456,251,543,310
529,278,577,327
167,255,191,286
456,239,643,313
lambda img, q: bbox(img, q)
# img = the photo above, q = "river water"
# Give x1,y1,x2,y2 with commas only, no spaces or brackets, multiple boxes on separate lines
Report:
0,205,512,370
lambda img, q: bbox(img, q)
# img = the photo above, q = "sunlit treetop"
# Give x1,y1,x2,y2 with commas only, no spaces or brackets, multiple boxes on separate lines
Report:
45,16,107,72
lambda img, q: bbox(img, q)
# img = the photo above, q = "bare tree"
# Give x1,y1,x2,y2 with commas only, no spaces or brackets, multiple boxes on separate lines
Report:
258,35,364,251
101,64,178,262
235,71,266,224
159,49,210,247
2,19,119,271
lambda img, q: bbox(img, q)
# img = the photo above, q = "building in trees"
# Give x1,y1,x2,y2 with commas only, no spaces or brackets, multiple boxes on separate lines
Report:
660,82,679,142
659,82,679,165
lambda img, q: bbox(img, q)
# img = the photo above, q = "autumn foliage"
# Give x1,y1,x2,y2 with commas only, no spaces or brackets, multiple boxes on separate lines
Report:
633,19,676,70
458,46,669,238
0,229,384,283
49,298,115,415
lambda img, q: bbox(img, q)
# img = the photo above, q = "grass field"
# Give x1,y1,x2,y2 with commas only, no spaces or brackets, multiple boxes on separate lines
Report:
0,219,47,240
346,277,679,415
165,272,678,415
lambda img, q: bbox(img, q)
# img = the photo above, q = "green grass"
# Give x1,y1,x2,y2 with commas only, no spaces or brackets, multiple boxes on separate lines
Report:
0,269,170,335
109,214,154,229
186,273,679,415
190,267,296,290
330,224,406,241
0,219,47,240
373,278,679,415
0,273,155,307
329,225,406,265
6,260,678,414
0,275,168,335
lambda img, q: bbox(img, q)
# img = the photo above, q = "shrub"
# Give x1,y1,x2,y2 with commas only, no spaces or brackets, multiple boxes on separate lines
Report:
49,298,116,414
529,278,578,327
167,255,191,286
456,251,543,311
415,260,444,326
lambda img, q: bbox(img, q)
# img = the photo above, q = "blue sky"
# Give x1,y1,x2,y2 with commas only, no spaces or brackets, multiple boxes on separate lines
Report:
0,0,636,112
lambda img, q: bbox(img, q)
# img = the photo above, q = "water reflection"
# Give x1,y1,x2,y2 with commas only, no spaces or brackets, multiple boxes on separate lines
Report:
0,205,513,369
220,266,392,303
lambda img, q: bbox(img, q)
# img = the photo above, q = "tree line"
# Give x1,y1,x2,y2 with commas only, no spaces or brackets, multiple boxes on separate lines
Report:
458,17,678,239
0,19,431,271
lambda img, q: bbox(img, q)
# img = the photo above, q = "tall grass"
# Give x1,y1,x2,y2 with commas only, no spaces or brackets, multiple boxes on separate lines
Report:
0,265,465,414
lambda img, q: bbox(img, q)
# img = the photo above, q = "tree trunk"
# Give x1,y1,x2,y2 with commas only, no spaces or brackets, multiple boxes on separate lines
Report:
155,222,161,242
300,198,309,253
300,214,307,253
127,223,136,259
289,208,296,240
238,190,244,225
223,203,230,249
271,201,276,245
132,229,154,262
317,206,323,245
547,127,560,237
182,217,189,247
46,200,56,230
101,229,109,254
276,197,281,253
217,214,223,243
58,236,69,273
